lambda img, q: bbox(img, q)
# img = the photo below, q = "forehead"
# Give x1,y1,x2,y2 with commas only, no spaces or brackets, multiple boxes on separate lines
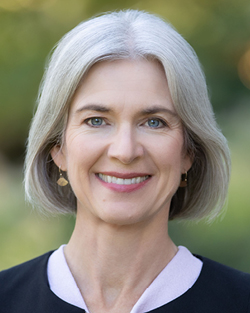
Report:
70,58,175,114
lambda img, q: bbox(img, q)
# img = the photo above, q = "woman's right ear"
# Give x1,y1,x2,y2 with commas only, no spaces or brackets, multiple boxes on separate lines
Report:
50,144,67,171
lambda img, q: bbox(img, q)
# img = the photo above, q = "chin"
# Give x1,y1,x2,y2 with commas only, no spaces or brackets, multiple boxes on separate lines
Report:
98,207,148,227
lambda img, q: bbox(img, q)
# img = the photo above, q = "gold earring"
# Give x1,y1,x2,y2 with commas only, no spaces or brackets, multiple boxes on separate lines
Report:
180,172,187,187
57,166,68,186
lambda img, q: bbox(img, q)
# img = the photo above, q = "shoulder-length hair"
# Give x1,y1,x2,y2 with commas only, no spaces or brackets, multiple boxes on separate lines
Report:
24,10,230,220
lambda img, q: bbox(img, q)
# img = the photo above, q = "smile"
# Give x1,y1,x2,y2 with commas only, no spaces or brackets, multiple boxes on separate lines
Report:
97,173,150,185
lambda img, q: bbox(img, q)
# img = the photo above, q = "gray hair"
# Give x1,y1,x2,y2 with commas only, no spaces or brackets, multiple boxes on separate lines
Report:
24,10,231,220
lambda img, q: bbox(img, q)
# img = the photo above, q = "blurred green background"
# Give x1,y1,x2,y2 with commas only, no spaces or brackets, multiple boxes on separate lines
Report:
0,0,250,272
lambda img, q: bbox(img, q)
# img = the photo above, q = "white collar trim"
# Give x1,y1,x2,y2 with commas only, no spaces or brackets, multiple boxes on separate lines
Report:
47,245,202,312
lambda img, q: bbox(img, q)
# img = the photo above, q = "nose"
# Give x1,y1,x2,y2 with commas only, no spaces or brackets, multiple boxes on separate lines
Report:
107,125,144,164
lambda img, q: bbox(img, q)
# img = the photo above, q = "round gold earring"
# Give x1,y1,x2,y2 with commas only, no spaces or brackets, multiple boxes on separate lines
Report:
57,166,69,186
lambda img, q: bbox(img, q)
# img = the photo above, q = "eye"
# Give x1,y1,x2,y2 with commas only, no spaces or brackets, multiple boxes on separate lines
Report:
86,117,105,127
146,118,166,128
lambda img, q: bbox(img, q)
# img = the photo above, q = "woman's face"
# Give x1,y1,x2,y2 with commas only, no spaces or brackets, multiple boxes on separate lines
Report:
52,59,192,226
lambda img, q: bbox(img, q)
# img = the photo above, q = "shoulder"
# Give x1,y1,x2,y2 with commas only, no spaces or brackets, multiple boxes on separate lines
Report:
0,251,53,289
151,255,250,313
198,254,250,290
0,251,84,313
184,255,250,312
0,252,53,310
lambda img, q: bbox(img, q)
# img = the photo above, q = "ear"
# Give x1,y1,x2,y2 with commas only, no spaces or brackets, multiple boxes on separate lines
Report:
50,144,67,171
182,152,193,174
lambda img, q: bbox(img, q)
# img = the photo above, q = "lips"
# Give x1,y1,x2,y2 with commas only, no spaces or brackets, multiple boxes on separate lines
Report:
98,173,149,185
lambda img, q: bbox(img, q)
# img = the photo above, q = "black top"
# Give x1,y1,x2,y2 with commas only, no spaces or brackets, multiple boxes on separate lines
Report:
0,251,250,312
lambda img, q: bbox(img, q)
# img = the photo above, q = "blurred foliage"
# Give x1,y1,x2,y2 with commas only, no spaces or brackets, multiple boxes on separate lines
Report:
0,0,250,272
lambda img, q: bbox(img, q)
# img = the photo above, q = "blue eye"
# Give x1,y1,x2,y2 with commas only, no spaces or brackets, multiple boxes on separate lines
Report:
147,118,163,128
87,117,104,126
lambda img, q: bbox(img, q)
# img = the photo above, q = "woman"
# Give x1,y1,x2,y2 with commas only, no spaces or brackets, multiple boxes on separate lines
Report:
1,10,249,313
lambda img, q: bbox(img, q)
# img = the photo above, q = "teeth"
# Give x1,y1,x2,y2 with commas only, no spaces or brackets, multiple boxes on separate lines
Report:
117,178,123,184
135,177,141,184
98,174,149,185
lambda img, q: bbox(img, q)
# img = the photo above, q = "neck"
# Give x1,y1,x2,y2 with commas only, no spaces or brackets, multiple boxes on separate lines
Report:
64,209,177,312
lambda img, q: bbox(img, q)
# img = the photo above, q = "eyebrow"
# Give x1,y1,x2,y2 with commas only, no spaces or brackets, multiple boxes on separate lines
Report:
75,104,111,114
74,104,177,117
141,106,177,117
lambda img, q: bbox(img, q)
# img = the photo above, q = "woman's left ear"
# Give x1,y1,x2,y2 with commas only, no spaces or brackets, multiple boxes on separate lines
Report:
50,144,67,171
183,153,193,173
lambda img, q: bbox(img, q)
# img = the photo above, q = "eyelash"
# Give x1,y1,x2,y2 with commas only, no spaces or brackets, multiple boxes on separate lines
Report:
144,118,167,128
83,117,168,129
84,117,107,127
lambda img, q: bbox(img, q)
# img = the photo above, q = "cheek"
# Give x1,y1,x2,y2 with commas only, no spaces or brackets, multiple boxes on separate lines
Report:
64,132,106,174
150,135,184,167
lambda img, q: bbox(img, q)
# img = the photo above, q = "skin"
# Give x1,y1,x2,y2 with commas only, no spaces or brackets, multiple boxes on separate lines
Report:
51,59,192,313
